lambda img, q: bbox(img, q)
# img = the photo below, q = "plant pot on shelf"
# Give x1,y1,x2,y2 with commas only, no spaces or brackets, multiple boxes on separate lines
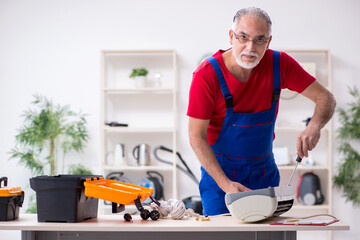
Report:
134,76,146,88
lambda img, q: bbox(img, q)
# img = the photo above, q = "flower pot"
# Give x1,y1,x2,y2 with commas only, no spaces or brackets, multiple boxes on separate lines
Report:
134,76,146,88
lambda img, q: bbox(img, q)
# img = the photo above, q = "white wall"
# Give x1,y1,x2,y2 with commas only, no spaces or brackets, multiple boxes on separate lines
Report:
0,0,359,239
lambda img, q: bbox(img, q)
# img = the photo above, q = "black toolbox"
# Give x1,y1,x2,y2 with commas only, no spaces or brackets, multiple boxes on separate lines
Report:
30,174,102,223
0,177,24,221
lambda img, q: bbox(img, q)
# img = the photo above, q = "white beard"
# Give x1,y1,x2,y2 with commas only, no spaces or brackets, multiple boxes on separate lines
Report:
233,51,260,69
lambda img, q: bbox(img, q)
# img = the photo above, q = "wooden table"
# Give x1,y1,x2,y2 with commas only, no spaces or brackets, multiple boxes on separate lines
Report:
0,214,350,240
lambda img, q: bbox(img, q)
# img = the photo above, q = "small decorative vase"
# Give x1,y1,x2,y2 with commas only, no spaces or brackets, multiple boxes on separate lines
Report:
134,76,146,88
153,72,162,88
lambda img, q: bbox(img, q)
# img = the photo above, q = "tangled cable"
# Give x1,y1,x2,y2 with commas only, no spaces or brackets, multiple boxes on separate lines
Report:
150,199,199,220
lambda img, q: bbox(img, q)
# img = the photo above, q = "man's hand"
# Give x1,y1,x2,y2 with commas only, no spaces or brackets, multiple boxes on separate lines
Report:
297,124,321,158
220,181,251,193
298,81,336,158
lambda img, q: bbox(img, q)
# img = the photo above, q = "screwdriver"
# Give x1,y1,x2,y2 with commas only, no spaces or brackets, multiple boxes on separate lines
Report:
287,155,303,186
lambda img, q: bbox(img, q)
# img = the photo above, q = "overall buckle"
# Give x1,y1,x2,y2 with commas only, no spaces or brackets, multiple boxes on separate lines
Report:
272,89,281,102
225,95,233,108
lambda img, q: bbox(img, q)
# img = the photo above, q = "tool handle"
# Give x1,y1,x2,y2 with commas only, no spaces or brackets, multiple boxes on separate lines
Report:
0,177,8,188
296,155,302,163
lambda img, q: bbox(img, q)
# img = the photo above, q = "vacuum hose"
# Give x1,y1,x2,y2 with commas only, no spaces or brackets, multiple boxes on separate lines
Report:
153,146,199,185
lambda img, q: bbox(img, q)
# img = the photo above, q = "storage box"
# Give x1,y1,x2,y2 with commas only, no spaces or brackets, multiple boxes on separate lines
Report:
30,175,102,223
0,177,24,221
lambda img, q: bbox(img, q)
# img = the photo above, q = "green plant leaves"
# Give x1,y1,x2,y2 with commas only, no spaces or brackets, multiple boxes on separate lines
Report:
129,68,148,78
9,94,89,176
8,148,44,175
68,164,93,175
334,86,360,205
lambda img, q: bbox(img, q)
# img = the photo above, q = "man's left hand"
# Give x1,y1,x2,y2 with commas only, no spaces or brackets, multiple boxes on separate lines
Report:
297,124,321,158
297,81,336,158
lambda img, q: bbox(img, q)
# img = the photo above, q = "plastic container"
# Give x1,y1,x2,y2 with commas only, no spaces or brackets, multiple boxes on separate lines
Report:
0,177,24,221
84,177,153,205
30,174,102,223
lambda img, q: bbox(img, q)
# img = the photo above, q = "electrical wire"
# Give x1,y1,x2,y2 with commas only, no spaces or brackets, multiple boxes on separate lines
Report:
153,146,199,185
150,199,204,220
298,214,337,220
284,214,338,221
150,199,189,219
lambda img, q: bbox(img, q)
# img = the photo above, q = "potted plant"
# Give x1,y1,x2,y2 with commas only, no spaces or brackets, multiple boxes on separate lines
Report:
129,67,148,88
9,94,91,176
333,86,360,205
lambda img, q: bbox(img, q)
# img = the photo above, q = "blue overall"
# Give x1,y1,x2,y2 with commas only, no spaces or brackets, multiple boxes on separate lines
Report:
199,51,281,216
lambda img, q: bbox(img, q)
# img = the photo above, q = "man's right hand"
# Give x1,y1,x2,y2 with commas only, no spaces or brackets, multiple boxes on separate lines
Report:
221,181,251,193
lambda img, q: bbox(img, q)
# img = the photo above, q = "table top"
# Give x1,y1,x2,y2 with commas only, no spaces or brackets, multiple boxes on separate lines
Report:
0,214,349,232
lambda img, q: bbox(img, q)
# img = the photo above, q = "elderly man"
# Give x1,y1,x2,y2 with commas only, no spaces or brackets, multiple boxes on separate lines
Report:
187,7,336,215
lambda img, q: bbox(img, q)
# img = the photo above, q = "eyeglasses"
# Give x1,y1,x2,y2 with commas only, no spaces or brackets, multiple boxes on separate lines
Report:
232,30,270,46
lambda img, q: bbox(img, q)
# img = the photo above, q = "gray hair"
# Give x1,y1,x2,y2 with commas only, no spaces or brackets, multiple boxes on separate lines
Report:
232,7,272,35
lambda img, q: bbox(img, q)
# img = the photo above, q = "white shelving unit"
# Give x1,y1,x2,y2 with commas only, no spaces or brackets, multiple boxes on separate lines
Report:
99,50,177,214
274,49,332,216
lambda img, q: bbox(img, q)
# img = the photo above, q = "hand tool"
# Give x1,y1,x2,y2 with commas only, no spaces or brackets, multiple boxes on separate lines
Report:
287,155,303,186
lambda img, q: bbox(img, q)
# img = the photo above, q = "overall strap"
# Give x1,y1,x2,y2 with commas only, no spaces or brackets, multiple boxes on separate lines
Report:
272,50,281,104
206,57,233,108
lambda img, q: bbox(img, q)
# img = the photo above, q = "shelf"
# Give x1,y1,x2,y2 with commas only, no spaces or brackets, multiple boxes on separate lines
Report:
100,49,178,200
281,87,330,94
289,204,331,215
275,126,330,132
103,126,174,133
280,49,330,53
102,49,175,55
103,165,174,171
287,204,331,217
273,49,331,222
275,126,305,131
291,204,330,210
104,88,174,94
278,165,329,171
280,49,330,88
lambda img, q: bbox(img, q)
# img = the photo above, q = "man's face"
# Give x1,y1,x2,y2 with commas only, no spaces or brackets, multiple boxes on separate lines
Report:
230,15,272,69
